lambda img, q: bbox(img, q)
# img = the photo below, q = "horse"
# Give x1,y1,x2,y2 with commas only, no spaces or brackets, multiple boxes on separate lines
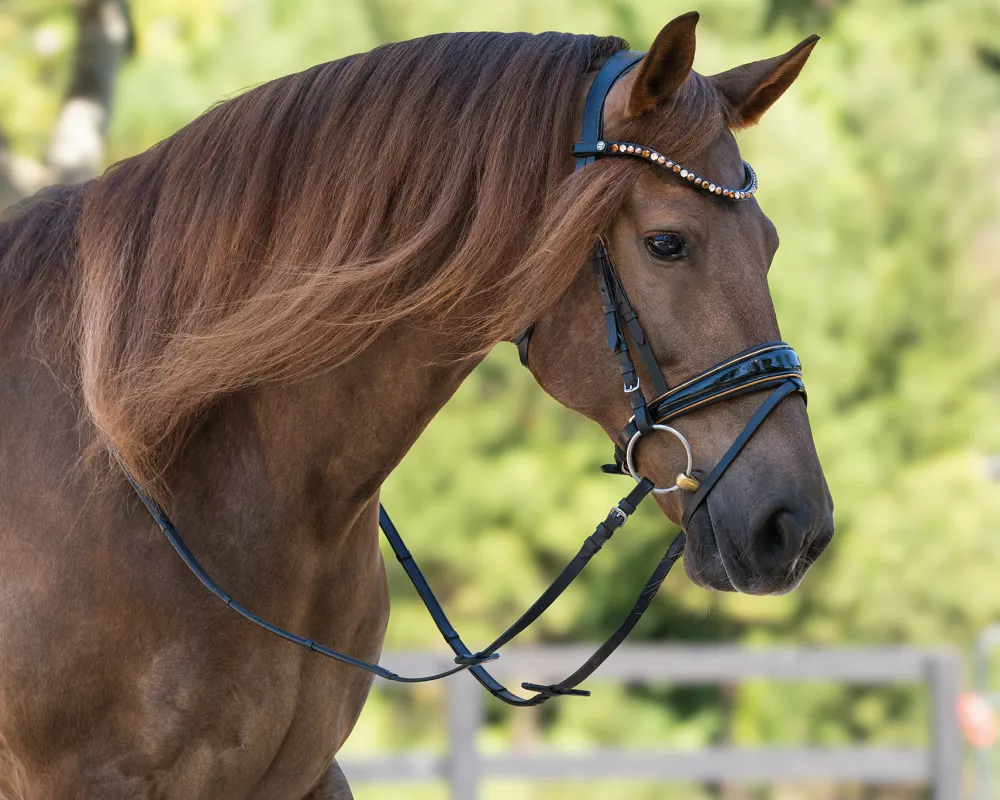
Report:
0,13,834,799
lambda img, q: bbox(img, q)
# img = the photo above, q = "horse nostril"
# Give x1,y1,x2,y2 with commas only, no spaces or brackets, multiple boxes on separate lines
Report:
760,514,787,557
749,508,804,572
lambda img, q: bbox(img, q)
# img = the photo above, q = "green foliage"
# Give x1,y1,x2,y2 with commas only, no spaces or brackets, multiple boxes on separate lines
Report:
2,0,999,791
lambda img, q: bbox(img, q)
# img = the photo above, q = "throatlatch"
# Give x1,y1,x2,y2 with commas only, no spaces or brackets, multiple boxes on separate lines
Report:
127,48,805,706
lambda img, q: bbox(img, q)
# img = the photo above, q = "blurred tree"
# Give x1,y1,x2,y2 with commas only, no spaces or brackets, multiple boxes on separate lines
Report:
0,0,133,206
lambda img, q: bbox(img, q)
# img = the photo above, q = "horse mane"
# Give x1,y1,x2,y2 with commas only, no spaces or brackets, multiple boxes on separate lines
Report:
2,31,728,492
0,185,82,341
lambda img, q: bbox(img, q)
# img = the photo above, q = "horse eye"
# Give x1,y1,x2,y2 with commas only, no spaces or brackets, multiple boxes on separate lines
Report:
645,232,687,261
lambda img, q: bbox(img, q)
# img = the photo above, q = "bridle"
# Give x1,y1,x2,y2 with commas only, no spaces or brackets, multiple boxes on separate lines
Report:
128,49,805,706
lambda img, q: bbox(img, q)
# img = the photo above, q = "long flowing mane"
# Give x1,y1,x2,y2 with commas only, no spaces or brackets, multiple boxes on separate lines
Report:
1,31,728,491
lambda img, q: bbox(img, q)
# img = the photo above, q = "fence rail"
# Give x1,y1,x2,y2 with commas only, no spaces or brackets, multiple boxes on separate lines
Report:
339,646,962,799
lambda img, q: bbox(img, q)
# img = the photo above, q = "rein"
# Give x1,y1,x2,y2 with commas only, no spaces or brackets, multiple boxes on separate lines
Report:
128,49,805,706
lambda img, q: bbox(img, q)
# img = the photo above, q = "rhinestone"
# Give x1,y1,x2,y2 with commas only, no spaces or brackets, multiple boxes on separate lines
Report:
627,145,635,153
596,140,606,151
642,149,650,157
611,144,619,152
715,187,723,195
709,183,717,192
657,156,665,164
687,173,695,181
679,169,688,177
665,160,674,168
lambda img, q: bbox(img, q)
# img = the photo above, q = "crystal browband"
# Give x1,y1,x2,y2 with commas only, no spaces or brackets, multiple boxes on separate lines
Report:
571,140,759,200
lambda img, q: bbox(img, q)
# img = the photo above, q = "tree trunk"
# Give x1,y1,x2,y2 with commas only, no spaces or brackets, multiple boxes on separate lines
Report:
46,0,134,185
1,0,133,212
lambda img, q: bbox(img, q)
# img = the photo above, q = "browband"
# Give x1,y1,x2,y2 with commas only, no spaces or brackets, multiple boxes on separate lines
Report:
572,50,758,201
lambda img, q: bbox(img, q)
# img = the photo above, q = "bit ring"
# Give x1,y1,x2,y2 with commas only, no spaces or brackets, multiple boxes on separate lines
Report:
625,424,695,495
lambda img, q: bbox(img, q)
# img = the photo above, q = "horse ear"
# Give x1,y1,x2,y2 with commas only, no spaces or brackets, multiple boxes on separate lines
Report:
628,12,699,117
711,35,819,129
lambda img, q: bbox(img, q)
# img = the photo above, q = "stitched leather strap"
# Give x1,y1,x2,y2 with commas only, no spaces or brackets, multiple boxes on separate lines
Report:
682,380,800,528
524,531,685,698
612,343,805,470
126,473,498,684
468,477,654,656
380,479,663,705
128,465,667,705
575,50,644,169
607,264,670,396
591,244,656,433
575,50,668,434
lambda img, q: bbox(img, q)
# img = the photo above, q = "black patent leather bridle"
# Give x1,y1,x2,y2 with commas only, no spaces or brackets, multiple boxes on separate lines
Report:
129,49,805,706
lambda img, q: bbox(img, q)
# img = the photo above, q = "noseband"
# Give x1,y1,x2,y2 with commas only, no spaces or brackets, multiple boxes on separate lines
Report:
129,49,805,706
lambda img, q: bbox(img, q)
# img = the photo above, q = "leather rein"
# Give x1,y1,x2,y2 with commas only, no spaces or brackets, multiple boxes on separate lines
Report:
128,49,805,706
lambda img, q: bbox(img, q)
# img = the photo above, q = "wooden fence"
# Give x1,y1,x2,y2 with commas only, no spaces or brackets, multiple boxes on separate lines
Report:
340,645,962,799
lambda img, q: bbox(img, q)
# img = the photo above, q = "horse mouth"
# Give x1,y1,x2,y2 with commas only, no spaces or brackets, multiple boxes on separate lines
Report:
682,505,737,592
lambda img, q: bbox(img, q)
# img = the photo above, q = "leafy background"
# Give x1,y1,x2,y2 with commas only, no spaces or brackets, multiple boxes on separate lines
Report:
2,0,999,797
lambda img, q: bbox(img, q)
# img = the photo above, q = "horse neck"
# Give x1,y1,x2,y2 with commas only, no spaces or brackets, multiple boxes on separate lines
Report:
175,321,483,534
